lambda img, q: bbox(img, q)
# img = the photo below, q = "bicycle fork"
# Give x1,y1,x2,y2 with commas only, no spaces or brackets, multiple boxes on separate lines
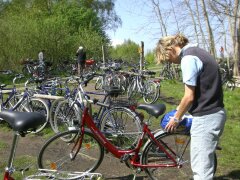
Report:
70,131,84,160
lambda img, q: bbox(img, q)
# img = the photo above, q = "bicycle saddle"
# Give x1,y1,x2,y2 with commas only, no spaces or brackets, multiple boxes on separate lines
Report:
137,104,166,118
0,110,45,134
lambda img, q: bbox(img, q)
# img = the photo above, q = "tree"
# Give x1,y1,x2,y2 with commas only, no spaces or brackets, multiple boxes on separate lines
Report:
0,0,111,70
109,40,140,63
184,0,199,45
208,0,240,76
145,50,155,65
200,0,216,58
150,0,168,36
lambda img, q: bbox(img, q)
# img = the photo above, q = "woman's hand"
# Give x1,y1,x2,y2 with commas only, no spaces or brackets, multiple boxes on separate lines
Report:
165,117,179,133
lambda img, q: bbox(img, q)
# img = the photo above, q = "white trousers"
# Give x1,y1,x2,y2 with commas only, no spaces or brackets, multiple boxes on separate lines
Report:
190,109,226,180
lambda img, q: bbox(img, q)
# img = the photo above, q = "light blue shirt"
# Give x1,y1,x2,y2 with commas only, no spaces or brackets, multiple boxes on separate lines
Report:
180,44,203,86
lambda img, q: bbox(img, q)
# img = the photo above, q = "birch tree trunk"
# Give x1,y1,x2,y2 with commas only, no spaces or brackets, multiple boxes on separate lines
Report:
184,0,199,45
233,0,240,76
200,0,216,58
170,0,180,33
150,0,168,36
195,0,207,50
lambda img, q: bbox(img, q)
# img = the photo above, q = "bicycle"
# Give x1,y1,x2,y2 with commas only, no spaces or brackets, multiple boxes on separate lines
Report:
0,74,49,133
37,97,218,179
94,65,123,91
21,59,37,77
0,110,103,180
52,73,142,150
127,70,160,104
219,62,236,91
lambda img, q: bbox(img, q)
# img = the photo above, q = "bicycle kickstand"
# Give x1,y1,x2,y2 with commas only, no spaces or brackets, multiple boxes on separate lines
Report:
132,168,141,180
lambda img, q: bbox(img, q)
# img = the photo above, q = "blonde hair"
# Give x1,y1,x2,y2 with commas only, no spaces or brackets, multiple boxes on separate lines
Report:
156,34,189,63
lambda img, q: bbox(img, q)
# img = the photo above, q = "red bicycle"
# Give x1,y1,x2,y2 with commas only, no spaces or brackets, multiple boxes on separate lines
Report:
0,111,103,180
37,91,217,179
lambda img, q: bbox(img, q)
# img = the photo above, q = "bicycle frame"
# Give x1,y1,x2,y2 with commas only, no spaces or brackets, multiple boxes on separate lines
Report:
72,107,183,169
0,86,30,111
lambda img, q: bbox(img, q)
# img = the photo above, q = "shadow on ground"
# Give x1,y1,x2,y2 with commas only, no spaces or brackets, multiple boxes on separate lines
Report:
104,174,148,180
215,170,240,180
159,94,178,105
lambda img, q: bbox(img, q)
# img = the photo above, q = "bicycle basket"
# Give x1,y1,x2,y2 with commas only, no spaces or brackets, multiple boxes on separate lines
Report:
109,93,137,109
103,86,123,97
160,110,192,133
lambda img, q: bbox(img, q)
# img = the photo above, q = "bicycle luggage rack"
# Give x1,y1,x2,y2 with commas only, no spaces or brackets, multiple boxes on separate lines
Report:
24,169,103,180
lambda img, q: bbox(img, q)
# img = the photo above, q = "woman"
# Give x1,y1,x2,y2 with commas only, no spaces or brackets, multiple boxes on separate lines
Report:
156,34,226,180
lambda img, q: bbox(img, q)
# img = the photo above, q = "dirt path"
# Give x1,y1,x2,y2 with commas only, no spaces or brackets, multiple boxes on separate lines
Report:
0,130,148,179
1,127,239,180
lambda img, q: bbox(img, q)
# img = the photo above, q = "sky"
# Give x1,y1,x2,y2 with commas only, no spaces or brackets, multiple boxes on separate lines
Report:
106,0,162,52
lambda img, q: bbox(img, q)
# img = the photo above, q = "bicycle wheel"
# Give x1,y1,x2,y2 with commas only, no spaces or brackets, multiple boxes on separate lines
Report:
95,76,103,90
224,80,235,91
127,80,137,99
100,107,142,150
20,98,49,133
4,94,20,110
38,130,104,173
54,99,81,134
118,74,127,92
22,65,34,76
141,132,191,179
49,97,65,132
143,80,158,104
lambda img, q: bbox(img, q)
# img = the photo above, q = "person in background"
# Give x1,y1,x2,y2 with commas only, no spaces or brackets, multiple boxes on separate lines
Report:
220,46,224,60
76,46,86,76
156,34,226,180
38,50,45,65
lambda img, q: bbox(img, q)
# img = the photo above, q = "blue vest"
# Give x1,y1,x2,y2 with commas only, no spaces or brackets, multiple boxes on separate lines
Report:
183,47,224,116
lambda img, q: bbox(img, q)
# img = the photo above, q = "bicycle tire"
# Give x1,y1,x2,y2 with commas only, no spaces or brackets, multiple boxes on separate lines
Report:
38,130,104,173
22,66,34,76
118,74,127,92
143,80,158,104
100,107,142,150
20,98,49,133
127,80,137,99
22,66,29,75
4,94,20,110
54,99,82,134
54,81,63,96
49,97,65,132
224,80,235,91
95,76,103,90
141,132,217,180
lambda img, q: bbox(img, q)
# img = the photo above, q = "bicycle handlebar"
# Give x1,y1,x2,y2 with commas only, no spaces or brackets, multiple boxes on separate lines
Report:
13,74,25,85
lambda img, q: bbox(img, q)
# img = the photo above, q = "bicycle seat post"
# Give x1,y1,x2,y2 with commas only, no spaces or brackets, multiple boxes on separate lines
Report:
5,131,20,178
0,111,46,179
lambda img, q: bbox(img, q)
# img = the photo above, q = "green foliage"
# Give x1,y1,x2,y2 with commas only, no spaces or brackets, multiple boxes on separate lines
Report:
145,50,155,64
0,0,120,71
109,39,140,63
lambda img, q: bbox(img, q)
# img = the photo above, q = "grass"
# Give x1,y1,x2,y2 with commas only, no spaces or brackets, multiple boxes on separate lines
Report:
161,80,240,178
136,79,240,178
